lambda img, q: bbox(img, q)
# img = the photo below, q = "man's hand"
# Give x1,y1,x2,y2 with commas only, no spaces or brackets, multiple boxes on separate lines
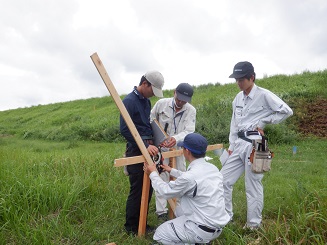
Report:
160,164,172,173
160,137,176,148
257,127,265,136
147,145,159,156
143,162,157,175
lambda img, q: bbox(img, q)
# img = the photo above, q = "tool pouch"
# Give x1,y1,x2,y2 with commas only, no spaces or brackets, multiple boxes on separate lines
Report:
249,136,274,173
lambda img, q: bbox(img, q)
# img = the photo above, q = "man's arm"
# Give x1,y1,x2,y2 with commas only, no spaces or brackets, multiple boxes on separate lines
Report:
144,162,190,199
228,98,238,153
257,91,293,129
120,99,137,144
120,98,152,149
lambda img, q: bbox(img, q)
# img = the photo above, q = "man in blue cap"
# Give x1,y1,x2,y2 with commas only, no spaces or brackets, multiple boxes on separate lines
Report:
144,133,230,244
150,82,196,221
221,61,293,230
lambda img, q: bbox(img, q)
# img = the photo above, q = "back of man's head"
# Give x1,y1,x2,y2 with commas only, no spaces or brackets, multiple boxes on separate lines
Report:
177,133,208,158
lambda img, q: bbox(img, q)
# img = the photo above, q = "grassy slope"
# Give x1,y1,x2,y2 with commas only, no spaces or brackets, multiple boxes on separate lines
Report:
1,70,326,144
0,70,326,244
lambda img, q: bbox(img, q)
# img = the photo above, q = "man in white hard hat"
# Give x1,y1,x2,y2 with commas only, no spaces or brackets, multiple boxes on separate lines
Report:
120,70,164,235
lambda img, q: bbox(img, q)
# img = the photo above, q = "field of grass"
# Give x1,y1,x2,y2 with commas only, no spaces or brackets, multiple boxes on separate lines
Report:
0,70,326,244
0,137,326,244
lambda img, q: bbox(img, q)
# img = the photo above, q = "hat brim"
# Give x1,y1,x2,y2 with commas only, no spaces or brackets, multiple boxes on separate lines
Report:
152,85,163,97
177,141,184,147
229,73,248,79
176,91,191,103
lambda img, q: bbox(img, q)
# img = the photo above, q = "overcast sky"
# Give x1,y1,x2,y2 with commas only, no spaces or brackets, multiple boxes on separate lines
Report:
1,0,326,111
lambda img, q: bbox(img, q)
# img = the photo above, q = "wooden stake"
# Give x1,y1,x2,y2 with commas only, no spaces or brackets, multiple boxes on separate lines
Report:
90,53,153,236
168,149,177,219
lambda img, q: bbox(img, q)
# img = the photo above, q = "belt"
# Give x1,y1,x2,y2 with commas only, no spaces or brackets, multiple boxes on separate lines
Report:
141,135,153,140
198,224,217,233
238,131,261,143
237,131,260,138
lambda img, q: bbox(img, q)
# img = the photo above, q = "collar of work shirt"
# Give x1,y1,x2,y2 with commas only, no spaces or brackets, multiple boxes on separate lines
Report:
171,99,186,134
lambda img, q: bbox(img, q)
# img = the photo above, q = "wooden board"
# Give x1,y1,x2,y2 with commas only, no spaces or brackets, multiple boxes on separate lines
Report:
90,53,153,236
114,144,223,167
168,149,177,218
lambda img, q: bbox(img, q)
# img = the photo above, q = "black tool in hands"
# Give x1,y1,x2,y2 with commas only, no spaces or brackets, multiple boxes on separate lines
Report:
152,147,164,174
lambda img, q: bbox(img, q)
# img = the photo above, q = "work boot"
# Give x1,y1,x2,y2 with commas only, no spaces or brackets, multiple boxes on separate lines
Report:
157,213,168,222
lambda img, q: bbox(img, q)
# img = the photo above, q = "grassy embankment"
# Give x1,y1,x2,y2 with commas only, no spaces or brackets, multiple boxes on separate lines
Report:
0,70,326,244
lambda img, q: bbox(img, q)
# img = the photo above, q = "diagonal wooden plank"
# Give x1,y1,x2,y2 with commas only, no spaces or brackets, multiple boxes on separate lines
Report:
90,53,153,236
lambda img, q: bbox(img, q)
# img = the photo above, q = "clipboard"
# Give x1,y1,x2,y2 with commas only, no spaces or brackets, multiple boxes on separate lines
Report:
151,119,169,146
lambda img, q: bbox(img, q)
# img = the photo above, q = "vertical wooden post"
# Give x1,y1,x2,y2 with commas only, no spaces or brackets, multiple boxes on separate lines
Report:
90,53,153,236
168,148,177,220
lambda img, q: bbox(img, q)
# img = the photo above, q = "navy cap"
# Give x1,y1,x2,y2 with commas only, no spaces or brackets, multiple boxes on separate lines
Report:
229,61,254,79
177,133,208,155
176,83,193,103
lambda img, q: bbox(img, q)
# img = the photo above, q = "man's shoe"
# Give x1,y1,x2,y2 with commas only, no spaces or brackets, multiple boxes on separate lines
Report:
157,213,168,222
125,227,137,236
243,224,260,231
146,225,156,233
125,225,155,235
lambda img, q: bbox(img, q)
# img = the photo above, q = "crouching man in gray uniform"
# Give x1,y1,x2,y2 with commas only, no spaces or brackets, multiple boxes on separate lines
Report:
144,133,230,245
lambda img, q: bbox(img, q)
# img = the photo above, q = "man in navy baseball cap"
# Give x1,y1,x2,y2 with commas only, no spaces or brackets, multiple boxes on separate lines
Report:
150,83,196,221
222,60,293,231
177,133,208,155
229,61,255,79
143,132,230,244
175,83,194,103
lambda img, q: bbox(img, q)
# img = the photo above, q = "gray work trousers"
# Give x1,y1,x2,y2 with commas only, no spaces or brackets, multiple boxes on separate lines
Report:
220,138,264,227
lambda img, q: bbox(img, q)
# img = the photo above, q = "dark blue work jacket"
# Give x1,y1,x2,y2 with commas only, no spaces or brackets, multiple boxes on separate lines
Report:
120,87,153,148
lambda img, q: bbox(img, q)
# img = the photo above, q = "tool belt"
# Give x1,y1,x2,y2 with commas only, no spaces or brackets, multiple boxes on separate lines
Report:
237,131,261,142
249,136,274,173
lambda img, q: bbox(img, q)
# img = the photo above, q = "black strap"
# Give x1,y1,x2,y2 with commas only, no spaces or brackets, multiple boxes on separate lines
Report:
237,131,262,143
261,136,266,151
141,135,153,140
193,184,197,197
170,222,183,242
247,131,260,136
237,132,252,143
237,131,260,137
198,225,217,233
164,123,169,133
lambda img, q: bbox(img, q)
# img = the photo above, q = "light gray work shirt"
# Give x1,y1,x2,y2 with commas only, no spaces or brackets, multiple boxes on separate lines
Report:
150,98,196,143
149,158,230,228
229,84,293,151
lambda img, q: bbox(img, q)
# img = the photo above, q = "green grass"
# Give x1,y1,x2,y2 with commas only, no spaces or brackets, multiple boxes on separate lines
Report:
0,70,327,244
0,137,326,244
221,139,327,245
1,70,327,145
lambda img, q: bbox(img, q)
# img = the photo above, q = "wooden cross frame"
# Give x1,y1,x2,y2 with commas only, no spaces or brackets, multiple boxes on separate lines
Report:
114,144,223,217
90,53,223,237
